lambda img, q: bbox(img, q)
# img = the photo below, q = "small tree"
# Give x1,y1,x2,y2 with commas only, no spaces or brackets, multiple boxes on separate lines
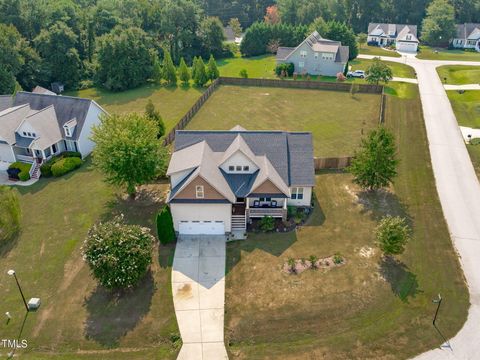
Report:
91,113,167,198
239,69,248,78
193,57,208,86
83,215,154,290
156,205,175,244
376,216,410,256
206,54,219,81
229,18,242,38
259,216,275,232
145,100,165,138
0,185,21,244
162,50,177,85
178,57,190,85
191,56,199,80
357,33,368,45
152,56,162,84
366,58,393,85
348,127,398,191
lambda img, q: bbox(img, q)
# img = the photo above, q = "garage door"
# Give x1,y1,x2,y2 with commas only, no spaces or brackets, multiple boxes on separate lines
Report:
0,143,15,163
178,221,225,235
397,42,417,52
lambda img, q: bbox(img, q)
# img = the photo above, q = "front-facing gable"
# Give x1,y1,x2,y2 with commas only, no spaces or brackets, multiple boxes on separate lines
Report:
250,179,286,197
174,175,228,202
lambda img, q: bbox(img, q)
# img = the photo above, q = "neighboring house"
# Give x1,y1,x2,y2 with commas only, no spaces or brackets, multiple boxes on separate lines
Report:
451,23,480,51
367,23,419,52
166,126,315,235
32,86,56,96
276,31,349,77
224,25,244,45
0,91,107,168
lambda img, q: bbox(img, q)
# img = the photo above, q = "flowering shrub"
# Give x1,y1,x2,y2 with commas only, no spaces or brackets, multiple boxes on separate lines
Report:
83,215,154,290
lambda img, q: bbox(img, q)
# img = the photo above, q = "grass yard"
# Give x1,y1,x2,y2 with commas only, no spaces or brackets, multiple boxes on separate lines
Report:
186,85,382,157
417,46,480,61
68,85,205,133
446,90,480,128
350,58,416,78
467,144,480,179
224,86,469,359
0,161,179,359
437,65,480,85
359,43,401,57
217,54,277,79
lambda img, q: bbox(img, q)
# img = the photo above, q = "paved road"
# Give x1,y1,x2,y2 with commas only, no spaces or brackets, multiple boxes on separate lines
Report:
172,235,228,360
360,54,480,359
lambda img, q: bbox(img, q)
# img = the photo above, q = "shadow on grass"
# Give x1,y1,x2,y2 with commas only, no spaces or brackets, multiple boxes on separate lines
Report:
84,271,155,347
304,192,325,227
379,256,421,303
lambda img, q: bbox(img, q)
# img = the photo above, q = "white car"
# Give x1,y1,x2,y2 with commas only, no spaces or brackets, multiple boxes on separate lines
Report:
347,70,366,78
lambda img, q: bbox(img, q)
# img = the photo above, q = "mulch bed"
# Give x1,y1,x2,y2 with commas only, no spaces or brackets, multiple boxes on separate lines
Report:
282,255,346,275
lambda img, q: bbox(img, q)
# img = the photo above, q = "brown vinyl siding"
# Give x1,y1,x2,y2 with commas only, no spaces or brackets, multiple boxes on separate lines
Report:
175,176,227,200
251,179,284,195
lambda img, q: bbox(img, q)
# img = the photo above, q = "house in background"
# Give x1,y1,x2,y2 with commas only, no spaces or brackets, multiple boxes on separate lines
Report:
166,126,315,235
0,91,106,171
451,23,480,51
367,23,419,52
276,31,349,77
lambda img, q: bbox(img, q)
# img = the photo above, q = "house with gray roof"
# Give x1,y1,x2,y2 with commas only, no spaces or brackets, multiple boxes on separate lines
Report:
367,23,419,52
276,31,349,77
0,91,106,175
166,126,315,235
452,23,480,51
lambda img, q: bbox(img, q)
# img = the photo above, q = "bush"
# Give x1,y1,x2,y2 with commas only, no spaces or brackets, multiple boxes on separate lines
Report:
156,205,175,244
41,152,82,177
333,252,343,264
51,157,82,177
375,216,410,255
83,215,154,289
0,186,21,244
239,69,248,78
8,162,31,181
470,138,480,145
259,216,275,232
275,63,294,77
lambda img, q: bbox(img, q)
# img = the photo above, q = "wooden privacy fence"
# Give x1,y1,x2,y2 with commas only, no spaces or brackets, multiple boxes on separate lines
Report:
163,77,385,145
314,156,352,170
379,91,387,124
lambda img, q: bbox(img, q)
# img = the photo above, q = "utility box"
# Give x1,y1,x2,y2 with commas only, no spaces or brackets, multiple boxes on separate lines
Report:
27,298,41,311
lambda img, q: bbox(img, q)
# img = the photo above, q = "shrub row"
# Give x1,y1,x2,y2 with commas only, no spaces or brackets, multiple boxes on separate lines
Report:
275,63,295,77
51,157,82,177
8,162,31,181
40,152,82,177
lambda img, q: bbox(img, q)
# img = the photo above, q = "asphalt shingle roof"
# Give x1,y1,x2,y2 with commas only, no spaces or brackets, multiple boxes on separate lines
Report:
174,130,315,187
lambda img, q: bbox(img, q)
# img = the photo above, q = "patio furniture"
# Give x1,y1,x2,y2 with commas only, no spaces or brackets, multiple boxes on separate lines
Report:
271,200,277,207
253,200,260,207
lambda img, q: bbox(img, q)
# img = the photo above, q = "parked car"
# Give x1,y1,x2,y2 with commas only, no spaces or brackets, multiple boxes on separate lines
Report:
347,70,366,78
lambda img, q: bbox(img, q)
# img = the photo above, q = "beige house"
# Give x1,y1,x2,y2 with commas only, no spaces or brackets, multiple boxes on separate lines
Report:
166,127,315,235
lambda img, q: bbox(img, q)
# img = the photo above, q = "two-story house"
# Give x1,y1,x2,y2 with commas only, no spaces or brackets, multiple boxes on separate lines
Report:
276,31,349,77
451,23,480,51
367,23,419,52
0,91,106,168
166,126,315,235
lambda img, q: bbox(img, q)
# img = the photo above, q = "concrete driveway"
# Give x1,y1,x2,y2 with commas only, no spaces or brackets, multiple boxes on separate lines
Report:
172,235,228,360
360,54,480,359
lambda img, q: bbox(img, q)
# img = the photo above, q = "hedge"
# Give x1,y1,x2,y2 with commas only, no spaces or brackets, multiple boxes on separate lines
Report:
8,162,31,181
156,205,175,244
51,157,83,177
275,63,294,77
41,152,82,177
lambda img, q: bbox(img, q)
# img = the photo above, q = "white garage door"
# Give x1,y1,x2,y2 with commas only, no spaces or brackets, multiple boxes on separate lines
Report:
0,143,15,163
178,221,225,235
397,42,417,52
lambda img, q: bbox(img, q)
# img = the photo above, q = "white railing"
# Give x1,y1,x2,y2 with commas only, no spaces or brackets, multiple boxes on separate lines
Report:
28,162,36,178
249,208,285,218
16,155,34,163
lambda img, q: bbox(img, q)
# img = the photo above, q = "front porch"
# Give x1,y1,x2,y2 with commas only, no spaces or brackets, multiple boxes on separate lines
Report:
233,196,287,220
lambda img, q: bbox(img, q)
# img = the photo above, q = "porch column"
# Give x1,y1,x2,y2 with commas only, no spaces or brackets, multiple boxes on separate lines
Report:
245,198,250,221
41,150,46,160
282,198,287,221
246,198,250,209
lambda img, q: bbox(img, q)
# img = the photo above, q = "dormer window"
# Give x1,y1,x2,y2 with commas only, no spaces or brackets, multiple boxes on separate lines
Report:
243,166,249,171
32,133,36,138
23,132,27,136
196,185,204,198
300,50,307,58
229,165,234,171
65,128,71,137
236,166,242,171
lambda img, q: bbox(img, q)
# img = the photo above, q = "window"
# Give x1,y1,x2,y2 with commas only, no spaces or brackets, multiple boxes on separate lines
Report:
299,61,305,68
322,53,334,61
27,132,32,137
314,52,319,59
52,144,57,153
229,165,234,171
65,128,71,137
195,185,204,198
23,131,27,136
300,50,307,58
243,165,249,171
291,187,304,200
406,35,412,40
236,165,242,171
32,133,36,137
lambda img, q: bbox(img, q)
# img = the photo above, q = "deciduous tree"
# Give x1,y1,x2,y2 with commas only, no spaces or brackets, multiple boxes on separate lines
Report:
229,17,243,37
421,0,456,46
365,58,393,85
264,5,280,24
375,216,410,256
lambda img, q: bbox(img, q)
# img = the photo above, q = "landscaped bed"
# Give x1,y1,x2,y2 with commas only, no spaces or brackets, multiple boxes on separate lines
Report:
359,44,401,58
0,159,179,359
186,85,382,157
224,86,469,359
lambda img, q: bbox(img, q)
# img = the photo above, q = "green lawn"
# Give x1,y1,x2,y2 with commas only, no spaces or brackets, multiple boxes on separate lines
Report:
359,43,401,57
417,46,480,61
224,86,469,359
217,54,277,79
68,85,205,133
446,90,480,128
186,85,382,157
437,65,480,85
0,161,179,359
467,144,480,179
350,58,416,78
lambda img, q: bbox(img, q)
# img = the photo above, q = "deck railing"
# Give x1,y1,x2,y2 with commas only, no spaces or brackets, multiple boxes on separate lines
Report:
248,208,285,218
16,155,34,163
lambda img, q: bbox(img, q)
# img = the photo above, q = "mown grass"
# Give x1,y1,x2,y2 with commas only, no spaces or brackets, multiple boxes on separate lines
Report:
446,90,480,128
224,86,469,359
350,58,416,78
186,85,382,157
437,65,480,85
417,46,480,61
467,144,480,179
0,160,179,359
359,43,401,57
